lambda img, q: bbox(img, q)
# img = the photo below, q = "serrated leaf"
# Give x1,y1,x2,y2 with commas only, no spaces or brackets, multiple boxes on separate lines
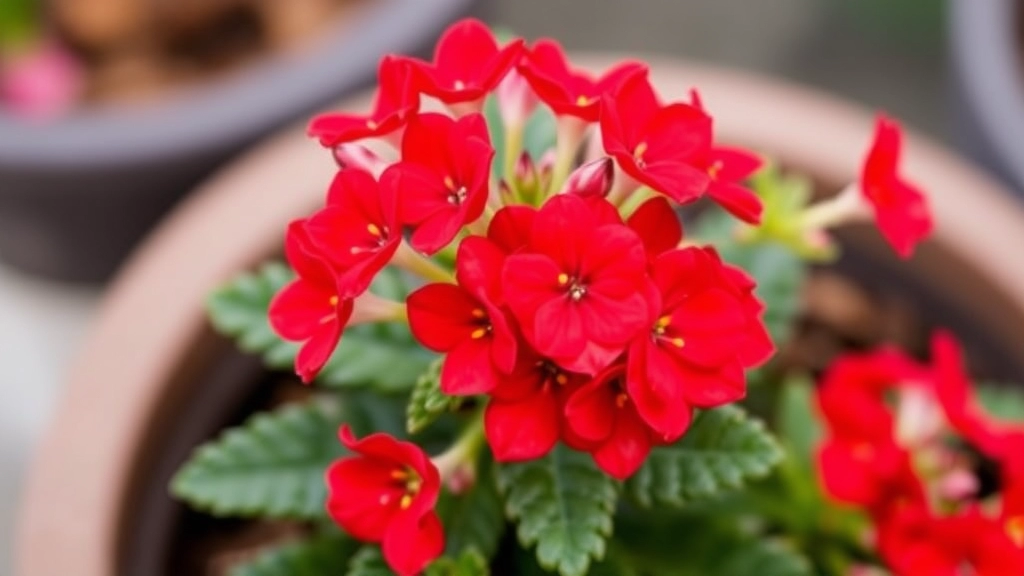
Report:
438,458,505,559
207,263,434,392
426,549,490,576
496,444,618,576
229,531,358,576
346,547,393,576
172,399,344,519
976,383,1024,423
408,359,464,434
625,406,783,508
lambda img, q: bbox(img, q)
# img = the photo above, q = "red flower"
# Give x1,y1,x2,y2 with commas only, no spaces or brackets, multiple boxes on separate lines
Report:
407,236,517,395
485,348,588,462
326,426,443,576
305,169,400,298
502,194,651,374
519,39,645,121
601,71,712,204
860,115,933,259
390,112,495,254
308,57,418,146
269,221,353,383
814,349,930,511
487,205,536,254
625,197,682,259
405,18,525,105
565,362,660,479
625,247,771,440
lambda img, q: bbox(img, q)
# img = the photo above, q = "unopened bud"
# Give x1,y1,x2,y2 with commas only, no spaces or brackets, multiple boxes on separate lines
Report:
332,144,388,178
497,69,538,129
561,157,614,198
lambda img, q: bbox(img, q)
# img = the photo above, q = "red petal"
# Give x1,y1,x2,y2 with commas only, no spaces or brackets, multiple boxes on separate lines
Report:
502,253,562,334
627,338,693,439
634,158,710,205
269,278,336,341
382,511,445,576
532,298,586,358
708,147,763,182
706,181,763,225
407,283,479,352
564,375,616,442
592,407,653,480
295,315,345,383
325,457,403,541
455,235,507,304
627,197,682,256
678,361,745,408
862,114,902,189
488,205,536,254
485,392,561,461
440,336,501,395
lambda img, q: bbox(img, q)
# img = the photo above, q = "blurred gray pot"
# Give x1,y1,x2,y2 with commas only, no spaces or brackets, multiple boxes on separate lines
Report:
0,0,479,283
951,0,1024,195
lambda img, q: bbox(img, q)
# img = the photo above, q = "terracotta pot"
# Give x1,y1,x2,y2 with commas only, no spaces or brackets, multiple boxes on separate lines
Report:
950,0,1024,193
0,0,480,283
16,55,1024,575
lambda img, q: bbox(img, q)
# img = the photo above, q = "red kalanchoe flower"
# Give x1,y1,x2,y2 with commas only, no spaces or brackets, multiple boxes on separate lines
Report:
485,348,588,462
308,56,418,146
501,194,651,374
625,197,682,259
814,349,931,510
269,221,353,383
407,236,517,395
519,38,645,121
305,169,400,298
405,18,525,105
626,247,771,440
390,112,495,254
565,362,661,479
326,426,443,576
487,204,536,255
601,71,712,204
860,115,933,259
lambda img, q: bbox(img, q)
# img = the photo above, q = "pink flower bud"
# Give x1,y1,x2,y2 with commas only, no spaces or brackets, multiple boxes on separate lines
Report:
332,144,389,178
561,157,613,198
515,151,538,189
496,69,538,129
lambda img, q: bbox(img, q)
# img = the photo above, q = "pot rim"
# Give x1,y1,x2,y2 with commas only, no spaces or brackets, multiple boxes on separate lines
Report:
950,0,1024,188
16,55,1024,576
0,0,470,169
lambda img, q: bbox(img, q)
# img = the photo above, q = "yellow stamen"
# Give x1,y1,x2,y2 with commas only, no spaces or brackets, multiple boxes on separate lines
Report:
367,223,382,237
708,160,723,179
470,327,488,339
400,494,414,509
367,119,379,130
633,142,648,159
329,295,339,307
615,393,629,408
671,337,685,348
1007,516,1024,547
390,469,408,480
655,315,671,335
576,94,592,106
557,273,569,286
555,374,568,386
471,308,486,319
443,175,456,190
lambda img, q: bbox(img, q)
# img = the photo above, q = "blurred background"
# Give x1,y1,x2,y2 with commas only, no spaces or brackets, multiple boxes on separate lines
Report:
0,0,1011,571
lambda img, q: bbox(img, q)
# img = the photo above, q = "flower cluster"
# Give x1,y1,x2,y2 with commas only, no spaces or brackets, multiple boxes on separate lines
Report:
816,333,1024,575
264,18,936,576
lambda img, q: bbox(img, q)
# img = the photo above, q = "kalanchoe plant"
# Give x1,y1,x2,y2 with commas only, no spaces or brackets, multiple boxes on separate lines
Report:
172,17,1023,576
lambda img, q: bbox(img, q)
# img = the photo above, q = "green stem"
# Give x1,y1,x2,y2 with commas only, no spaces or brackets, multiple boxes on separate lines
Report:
546,116,588,197
800,183,865,231
432,409,486,485
618,186,655,217
503,123,525,183
392,242,455,284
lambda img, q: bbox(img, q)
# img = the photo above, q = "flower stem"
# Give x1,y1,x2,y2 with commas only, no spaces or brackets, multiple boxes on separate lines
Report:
546,116,588,197
801,183,868,231
392,242,455,284
503,122,525,183
431,408,487,493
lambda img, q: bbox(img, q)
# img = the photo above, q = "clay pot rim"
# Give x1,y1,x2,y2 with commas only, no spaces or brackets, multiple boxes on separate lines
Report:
0,0,470,168
950,0,1024,188
16,54,1024,575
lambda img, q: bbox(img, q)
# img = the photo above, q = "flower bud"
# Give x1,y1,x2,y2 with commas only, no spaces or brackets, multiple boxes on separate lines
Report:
497,69,539,129
332,144,388,178
561,157,613,198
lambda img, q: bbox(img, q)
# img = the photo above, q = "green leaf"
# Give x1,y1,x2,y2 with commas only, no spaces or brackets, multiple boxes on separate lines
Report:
614,509,812,576
976,384,1024,423
625,406,783,508
496,444,619,576
407,359,464,434
776,375,822,469
426,549,491,576
346,547,393,576
229,531,358,576
207,263,433,392
172,399,344,519
438,458,505,559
